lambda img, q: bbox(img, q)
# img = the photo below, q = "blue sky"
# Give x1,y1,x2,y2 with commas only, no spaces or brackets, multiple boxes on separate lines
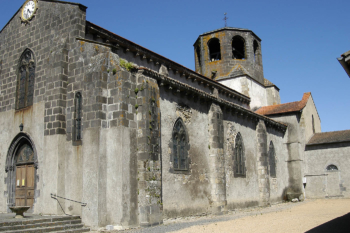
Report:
2,0,349,132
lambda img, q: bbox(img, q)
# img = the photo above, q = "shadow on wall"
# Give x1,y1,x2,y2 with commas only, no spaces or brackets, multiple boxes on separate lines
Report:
305,212,350,233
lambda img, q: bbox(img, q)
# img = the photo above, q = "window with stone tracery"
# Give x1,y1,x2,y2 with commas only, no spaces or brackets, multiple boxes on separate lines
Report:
172,118,188,171
74,92,82,141
234,133,245,177
16,49,35,110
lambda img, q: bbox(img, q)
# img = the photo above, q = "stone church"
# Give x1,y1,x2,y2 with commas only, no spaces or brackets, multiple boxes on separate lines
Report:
0,0,349,230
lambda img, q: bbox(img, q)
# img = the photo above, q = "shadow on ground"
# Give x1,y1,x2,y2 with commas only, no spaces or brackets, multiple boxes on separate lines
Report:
305,212,350,233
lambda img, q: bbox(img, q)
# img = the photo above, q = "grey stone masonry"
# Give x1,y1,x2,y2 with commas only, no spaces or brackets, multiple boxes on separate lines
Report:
136,70,163,227
256,120,270,206
208,103,226,213
0,0,86,135
194,28,264,85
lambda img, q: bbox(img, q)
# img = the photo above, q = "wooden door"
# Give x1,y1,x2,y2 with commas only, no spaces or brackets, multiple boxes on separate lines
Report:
15,143,35,208
15,164,35,208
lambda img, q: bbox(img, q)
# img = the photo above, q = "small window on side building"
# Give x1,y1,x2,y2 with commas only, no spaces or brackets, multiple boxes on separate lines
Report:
326,164,338,171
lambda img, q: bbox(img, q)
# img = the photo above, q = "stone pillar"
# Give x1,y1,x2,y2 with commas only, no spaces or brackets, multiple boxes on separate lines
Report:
136,70,162,227
256,120,270,206
208,103,226,213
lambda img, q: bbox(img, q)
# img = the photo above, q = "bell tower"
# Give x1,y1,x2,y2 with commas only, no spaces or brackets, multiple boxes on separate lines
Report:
194,27,264,85
194,27,281,110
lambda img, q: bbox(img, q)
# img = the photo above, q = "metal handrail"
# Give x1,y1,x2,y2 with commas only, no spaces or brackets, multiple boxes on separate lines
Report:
50,193,87,207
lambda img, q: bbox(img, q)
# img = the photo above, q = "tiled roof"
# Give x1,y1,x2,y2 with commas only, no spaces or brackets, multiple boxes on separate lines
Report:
255,92,311,116
307,130,350,145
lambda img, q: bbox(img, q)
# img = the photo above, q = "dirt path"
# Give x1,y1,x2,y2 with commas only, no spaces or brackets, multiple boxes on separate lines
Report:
95,199,350,233
172,199,350,233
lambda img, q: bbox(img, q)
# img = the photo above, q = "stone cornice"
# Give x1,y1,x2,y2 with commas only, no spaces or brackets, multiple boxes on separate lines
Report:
85,21,251,105
138,67,287,132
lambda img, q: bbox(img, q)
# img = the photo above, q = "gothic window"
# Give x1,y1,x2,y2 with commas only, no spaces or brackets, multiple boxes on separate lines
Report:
312,115,315,134
172,118,188,171
268,141,276,178
208,38,221,61
234,133,245,177
326,164,338,171
232,36,246,59
16,49,35,110
74,92,82,141
253,40,259,62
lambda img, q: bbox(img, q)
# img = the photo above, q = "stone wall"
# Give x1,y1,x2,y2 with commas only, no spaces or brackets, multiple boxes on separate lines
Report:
159,83,212,218
266,86,281,106
219,76,268,110
268,114,305,200
305,142,350,198
0,0,86,217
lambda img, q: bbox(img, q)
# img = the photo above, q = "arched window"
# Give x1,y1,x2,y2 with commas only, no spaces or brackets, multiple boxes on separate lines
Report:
232,36,246,59
253,40,259,62
208,38,221,62
268,141,276,178
234,133,245,177
326,164,338,171
196,46,202,66
16,49,35,109
196,46,202,74
312,115,315,134
74,92,82,141
172,118,188,170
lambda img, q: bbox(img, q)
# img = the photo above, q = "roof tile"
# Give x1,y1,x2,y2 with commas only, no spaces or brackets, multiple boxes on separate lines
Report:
255,92,311,116
307,130,350,145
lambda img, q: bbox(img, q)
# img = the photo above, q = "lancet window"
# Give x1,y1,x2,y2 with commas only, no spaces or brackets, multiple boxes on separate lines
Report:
172,119,188,171
16,49,35,109
234,133,245,177
74,92,82,141
268,141,276,178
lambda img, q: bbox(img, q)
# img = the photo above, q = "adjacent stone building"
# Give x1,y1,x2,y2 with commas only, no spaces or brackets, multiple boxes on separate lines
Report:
0,0,348,230
304,130,350,198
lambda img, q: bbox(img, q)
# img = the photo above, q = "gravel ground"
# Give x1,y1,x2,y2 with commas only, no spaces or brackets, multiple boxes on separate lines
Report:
92,199,350,233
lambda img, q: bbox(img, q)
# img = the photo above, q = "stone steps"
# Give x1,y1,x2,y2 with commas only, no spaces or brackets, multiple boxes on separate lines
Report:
0,216,89,233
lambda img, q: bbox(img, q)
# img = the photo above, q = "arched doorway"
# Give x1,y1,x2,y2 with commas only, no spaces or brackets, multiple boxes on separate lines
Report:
15,143,35,207
5,133,38,211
